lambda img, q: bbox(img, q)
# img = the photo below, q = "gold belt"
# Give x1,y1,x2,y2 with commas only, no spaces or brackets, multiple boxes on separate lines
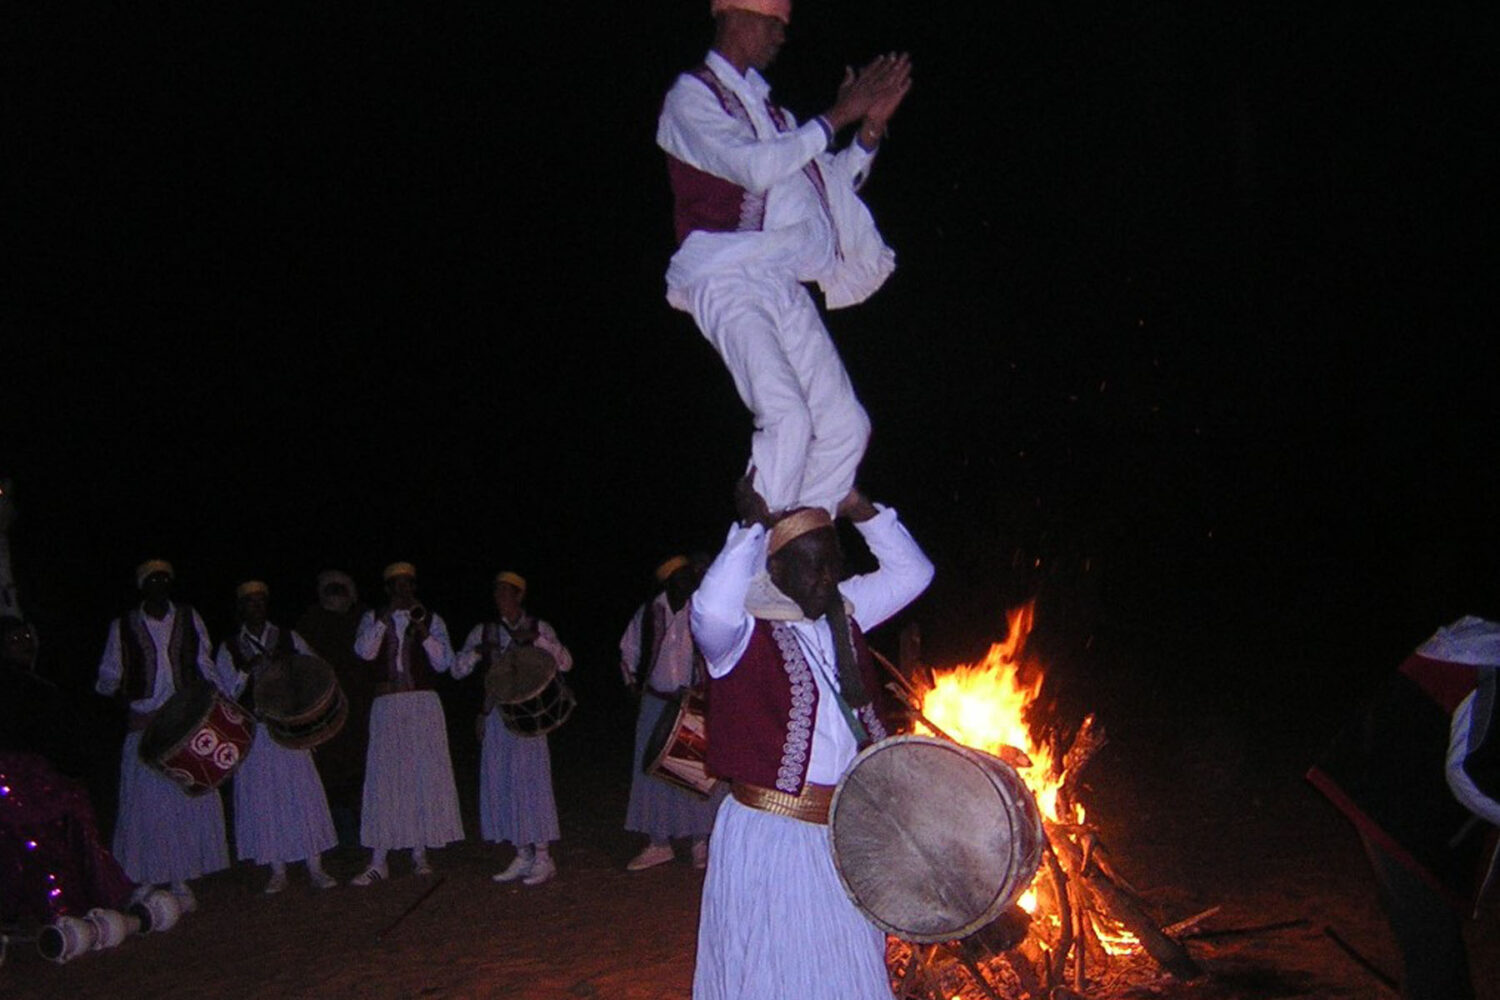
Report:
731,781,836,825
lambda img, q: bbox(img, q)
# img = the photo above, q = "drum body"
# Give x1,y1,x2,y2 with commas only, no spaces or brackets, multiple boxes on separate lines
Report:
255,654,349,750
487,645,575,736
139,684,255,795
829,735,1045,943
643,690,717,797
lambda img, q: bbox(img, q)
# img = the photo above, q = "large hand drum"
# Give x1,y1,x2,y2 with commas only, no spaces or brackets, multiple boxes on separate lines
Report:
643,689,717,797
485,644,575,737
829,735,1045,943
255,654,349,750
139,683,255,795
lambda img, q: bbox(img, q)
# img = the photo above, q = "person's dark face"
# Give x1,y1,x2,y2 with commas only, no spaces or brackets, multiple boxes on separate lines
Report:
494,582,524,621
319,583,353,615
1,624,37,669
665,566,697,610
768,527,842,619
386,575,417,607
239,592,269,629
141,573,173,606
744,11,786,70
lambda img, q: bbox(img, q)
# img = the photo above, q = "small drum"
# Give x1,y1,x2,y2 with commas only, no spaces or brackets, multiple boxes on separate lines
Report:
643,690,717,798
829,735,1045,943
254,655,349,750
139,683,255,796
485,644,575,737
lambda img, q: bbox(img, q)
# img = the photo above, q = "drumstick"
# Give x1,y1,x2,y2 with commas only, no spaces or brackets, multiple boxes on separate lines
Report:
375,876,445,941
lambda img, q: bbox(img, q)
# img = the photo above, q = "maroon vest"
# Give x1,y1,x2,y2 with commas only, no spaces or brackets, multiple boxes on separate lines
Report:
119,604,203,701
706,617,891,794
374,612,435,692
665,65,835,251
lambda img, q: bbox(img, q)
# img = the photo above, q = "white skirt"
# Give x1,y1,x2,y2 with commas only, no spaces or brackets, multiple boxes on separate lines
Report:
478,710,560,846
232,722,337,864
693,796,892,1000
625,692,721,840
113,731,230,885
360,691,464,850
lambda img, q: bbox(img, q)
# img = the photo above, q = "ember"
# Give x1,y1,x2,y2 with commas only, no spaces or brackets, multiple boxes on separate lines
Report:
881,601,1200,998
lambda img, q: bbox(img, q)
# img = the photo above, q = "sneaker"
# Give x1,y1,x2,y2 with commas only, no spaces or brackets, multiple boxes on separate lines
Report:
522,853,556,886
264,871,288,895
691,840,709,870
128,883,156,907
491,853,533,883
170,883,197,913
309,869,338,890
626,843,674,872
413,859,434,877
351,865,388,887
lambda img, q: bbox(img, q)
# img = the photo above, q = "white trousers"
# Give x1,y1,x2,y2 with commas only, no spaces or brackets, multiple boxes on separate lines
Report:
687,272,870,514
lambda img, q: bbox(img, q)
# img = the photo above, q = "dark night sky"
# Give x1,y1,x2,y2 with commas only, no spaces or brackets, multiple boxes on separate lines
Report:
4,2,1497,717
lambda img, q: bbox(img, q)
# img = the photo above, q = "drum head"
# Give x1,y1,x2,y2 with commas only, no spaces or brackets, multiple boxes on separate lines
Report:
829,735,1045,943
139,681,216,764
485,645,557,705
500,677,575,737
255,655,338,723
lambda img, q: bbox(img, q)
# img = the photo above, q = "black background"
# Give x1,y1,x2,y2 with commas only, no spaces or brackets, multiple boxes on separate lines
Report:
5,2,1496,733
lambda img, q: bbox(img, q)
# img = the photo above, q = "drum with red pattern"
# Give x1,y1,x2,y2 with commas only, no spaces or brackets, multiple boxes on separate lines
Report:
139,683,255,795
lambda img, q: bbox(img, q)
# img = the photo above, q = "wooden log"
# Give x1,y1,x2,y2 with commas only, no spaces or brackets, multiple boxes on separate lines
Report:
1050,832,1202,980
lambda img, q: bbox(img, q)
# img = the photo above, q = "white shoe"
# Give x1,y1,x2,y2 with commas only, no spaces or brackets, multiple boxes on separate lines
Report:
691,840,709,870
626,843,674,872
522,854,556,886
491,854,533,883
413,859,434,877
309,869,338,890
351,865,388,887
264,871,288,895
128,883,156,907
170,883,197,913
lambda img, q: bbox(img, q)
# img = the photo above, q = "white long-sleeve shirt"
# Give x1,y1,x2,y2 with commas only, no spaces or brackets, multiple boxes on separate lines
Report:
453,616,572,682
618,593,697,693
96,603,225,713
691,506,933,782
354,609,455,676
213,624,314,700
658,50,892,308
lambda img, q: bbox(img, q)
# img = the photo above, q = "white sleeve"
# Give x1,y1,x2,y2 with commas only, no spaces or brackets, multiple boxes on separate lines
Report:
657,75,829,194
619,605,646,685
690,522,765,677
353,611,383,660
212,642,247,699
536,621,573,674
291,631,314,656
424,614,456,675
839,505,935,631
452,623,485,681
96,620,123,696
1447,690,1500,827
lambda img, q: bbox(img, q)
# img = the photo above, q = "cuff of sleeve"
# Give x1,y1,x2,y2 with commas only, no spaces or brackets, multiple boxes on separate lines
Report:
813,115,835,149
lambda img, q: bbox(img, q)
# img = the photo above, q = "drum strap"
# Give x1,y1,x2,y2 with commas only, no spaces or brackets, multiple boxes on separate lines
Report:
825,602,874,748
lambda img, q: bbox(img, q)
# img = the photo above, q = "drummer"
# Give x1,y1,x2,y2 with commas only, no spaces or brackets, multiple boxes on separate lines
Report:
618,555,721,871
215,580,338,893
689,482,932,1000
95,559,230,913
350,562,465,885
453,570,573,886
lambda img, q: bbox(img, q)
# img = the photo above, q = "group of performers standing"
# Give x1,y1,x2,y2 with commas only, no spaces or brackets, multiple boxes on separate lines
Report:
82,557,577,920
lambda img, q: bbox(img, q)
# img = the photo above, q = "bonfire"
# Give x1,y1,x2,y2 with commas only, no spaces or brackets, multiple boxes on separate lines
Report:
882,602,1200,999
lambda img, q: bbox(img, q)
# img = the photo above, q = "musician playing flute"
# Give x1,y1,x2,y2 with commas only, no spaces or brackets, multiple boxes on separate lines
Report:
350,562,464,885
453,571,573,886
95,559,229,912
690,481,932,1000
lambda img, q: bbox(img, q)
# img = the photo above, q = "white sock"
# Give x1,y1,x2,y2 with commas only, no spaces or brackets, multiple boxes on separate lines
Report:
412,846,428,867
370,848,389,871
306,854,325,876
533,843,550,859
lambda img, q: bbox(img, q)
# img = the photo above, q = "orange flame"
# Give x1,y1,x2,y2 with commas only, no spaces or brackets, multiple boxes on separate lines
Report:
913,601,1138,956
